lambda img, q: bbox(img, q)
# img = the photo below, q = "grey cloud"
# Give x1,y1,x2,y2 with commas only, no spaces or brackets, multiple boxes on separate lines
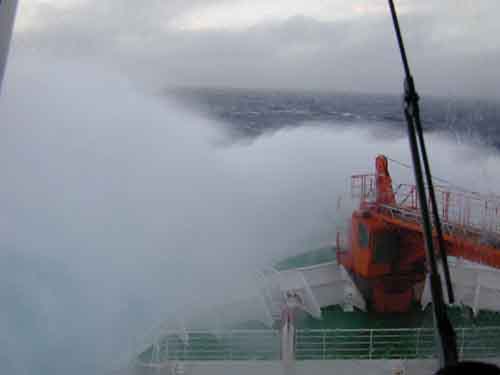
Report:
12,0,500,98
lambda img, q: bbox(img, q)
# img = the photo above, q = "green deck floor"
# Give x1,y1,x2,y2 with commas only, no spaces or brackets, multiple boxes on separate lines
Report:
138,248,500,363
274,246,337,271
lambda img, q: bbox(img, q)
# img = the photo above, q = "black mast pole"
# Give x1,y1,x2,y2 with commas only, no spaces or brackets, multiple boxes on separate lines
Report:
387,0,458,368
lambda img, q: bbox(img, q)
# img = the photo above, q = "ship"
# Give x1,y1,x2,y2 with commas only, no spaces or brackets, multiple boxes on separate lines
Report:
129,155,500,375
2,1,499,374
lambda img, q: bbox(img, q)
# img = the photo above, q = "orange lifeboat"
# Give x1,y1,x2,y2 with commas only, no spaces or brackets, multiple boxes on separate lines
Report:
338,155,500,313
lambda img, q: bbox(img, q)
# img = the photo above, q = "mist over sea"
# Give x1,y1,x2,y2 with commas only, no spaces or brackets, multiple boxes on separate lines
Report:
1,63,500,375
171,88,500,147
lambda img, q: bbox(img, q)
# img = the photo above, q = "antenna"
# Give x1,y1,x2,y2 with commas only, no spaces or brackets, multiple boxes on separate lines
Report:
387,0,458,368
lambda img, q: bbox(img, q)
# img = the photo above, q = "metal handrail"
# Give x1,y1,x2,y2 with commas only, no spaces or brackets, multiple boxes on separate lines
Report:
352,174,500,240
136,327,500,364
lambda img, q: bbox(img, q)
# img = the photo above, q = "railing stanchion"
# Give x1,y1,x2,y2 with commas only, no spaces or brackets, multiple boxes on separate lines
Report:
416,328,420,357
369,329,373,359
460,328,465,359
136,327,500,364
322,331,326,360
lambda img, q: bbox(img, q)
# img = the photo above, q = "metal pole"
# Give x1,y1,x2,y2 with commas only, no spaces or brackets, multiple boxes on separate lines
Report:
369,330,373,360
460,328,465,359
322,331,326,360
387,0,458,368
416,328,420,357
414,107,455,304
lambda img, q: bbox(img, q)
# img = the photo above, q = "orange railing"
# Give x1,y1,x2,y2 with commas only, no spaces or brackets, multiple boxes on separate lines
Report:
351,174,500,239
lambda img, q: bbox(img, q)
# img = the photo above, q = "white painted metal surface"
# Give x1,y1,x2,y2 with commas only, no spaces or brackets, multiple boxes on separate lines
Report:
281,307,296,367
258,262,366,321
422,257,500,315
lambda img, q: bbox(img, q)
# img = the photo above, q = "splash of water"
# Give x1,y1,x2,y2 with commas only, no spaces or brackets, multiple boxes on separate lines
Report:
1,57,499,374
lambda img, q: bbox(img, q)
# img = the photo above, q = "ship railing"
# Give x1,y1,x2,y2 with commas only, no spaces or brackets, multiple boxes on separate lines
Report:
136,329,281,364
351,173,500,240
296,327,500,360
391,184,500,237
351,174,376,203
135,327,500,364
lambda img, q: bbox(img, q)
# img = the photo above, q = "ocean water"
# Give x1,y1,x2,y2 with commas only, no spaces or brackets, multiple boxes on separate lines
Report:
2,79,500,375
171,88,500,146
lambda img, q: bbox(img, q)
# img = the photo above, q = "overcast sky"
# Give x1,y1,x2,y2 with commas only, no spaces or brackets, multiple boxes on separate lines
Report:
11,0,500,98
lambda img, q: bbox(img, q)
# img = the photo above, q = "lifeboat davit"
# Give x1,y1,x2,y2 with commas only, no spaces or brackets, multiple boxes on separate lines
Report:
338,155,500,313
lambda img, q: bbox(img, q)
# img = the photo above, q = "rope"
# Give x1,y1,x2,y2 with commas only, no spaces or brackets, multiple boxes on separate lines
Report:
386,156,469,192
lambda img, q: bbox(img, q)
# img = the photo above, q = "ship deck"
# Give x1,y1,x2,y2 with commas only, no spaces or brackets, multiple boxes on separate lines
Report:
134,247,500,367
136,324,500,364
274,246,337,271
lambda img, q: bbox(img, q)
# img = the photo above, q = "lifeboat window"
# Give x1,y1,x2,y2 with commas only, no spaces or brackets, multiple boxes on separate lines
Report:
373,232,399,264
358,223,369,248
